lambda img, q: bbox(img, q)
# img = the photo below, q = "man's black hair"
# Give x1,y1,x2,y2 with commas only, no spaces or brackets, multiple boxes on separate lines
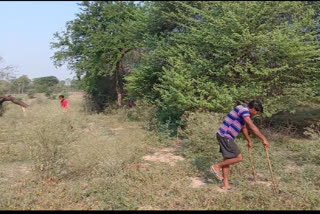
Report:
59,95,64,99
248,100,263,113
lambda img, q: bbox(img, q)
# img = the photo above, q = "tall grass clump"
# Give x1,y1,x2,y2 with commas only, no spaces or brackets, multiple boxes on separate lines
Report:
179,111,225,159
22,104,75,180
27,119,73,179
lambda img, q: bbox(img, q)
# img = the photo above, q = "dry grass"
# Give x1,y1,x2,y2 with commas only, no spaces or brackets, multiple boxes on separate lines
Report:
0,93,319,210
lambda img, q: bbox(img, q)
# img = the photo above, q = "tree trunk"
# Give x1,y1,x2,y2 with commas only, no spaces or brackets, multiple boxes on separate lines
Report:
0,95,28,108
115,61,122,107
114,48,130,107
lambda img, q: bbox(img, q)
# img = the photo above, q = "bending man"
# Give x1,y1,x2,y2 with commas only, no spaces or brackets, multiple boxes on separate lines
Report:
211,100,269,190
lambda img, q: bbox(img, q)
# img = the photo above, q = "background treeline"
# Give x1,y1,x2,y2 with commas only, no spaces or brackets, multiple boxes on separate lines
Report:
51,1,320,129
0,56,82,99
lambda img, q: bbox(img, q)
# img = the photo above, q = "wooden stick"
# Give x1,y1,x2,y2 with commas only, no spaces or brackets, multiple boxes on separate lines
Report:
265,147,279,193
248,147,257,181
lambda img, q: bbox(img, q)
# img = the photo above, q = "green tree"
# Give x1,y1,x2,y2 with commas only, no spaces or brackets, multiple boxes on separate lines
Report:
70,78,82,91
126,1,320,122
51,1,147,110
0,80,11,95
10,75,31,94
53,80,67,93
33,76,59,93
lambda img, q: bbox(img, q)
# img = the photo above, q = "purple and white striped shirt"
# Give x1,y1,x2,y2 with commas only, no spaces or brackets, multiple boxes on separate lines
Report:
217,105,250,140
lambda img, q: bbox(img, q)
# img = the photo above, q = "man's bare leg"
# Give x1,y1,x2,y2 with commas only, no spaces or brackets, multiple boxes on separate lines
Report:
212,154,243,185
221,158,231,189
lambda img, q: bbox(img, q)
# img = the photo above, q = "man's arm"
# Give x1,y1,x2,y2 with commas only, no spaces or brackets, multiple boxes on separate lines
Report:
242,124,252,148
243,116,269,149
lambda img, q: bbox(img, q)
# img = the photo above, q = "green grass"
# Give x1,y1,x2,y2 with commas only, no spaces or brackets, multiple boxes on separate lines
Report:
0,93,319,210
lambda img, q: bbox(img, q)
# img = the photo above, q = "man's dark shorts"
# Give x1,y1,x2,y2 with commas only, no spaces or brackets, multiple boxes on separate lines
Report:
216,133,241,158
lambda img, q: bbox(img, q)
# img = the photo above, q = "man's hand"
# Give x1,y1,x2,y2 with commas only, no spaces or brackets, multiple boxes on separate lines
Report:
263,139,269,149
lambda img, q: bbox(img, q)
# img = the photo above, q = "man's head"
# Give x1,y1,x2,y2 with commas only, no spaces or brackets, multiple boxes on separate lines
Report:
248,100,263,116
58,95,64,100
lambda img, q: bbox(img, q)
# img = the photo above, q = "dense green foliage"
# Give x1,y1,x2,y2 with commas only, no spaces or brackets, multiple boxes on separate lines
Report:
127,1,320,120
52,1,320,122
10,75,31,94
32,76,59,93
51,1,147,109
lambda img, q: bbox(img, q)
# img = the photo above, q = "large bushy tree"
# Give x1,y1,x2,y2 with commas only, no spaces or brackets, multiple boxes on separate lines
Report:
126,1,320,122
10,75,31,94
52,1,320,123
51,1,147,110
32,76,59,93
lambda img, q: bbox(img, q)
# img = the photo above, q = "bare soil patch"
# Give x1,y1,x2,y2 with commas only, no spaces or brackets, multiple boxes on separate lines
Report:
0,161,32,183
142,147,185,166
110,127,124,131
189,176,206,188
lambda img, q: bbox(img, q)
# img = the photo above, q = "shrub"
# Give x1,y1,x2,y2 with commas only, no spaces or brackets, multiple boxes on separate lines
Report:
124,99,155,122
304,121,320,141
44,90,53,98
50,94,57,100
27,89,36,98
179,111,225,159
26,116,74,179
61,90,69,98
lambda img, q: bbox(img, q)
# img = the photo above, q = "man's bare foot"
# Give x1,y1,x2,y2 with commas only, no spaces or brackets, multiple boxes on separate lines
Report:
221,186,232,190
211,165,223,180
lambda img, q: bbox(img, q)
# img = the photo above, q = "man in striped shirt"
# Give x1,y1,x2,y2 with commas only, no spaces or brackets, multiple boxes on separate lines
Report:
211,100,269,190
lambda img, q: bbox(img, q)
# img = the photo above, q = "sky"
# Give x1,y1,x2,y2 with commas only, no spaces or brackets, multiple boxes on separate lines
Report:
0,1,81,81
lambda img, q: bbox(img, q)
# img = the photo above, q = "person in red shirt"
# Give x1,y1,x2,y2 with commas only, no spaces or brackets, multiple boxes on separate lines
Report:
59,95,69,113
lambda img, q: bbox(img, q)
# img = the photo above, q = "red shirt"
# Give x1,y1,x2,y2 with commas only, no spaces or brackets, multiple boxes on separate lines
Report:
60,99,69,109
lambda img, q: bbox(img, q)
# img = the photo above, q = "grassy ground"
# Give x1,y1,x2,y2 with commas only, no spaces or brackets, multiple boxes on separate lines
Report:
0,93,319,210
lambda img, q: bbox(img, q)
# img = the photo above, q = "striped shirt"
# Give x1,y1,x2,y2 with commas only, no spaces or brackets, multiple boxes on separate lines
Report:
217,105,250,140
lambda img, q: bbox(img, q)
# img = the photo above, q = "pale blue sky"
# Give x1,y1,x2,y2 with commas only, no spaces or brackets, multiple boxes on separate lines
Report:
0,1,81,81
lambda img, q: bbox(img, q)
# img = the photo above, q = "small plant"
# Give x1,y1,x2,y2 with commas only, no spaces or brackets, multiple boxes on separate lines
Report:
27,89,36,98
304,121,320,140
44,89,53,98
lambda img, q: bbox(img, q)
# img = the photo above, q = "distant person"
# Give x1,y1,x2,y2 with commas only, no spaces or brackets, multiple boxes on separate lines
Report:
128,97,136,108
59,95,69,113
211,100,269,190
